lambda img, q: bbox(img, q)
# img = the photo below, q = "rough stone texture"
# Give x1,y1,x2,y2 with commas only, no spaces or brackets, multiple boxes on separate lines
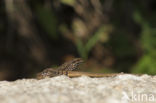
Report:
0,74,156,103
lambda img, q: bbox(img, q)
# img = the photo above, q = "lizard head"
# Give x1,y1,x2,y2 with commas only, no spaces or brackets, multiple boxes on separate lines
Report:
36,68,59,79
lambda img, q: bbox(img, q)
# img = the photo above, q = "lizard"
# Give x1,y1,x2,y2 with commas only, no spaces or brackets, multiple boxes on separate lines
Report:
36,58,84,79
36,58,126,79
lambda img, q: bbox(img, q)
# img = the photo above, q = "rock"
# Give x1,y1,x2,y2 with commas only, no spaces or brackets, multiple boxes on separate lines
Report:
0,74,156,103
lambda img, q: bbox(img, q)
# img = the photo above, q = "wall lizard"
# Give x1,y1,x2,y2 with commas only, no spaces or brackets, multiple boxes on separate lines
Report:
36,58,124,79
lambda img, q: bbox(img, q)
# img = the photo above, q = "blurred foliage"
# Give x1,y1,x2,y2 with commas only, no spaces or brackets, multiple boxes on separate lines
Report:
0,0,156,80
35,4,58,39
132,11,156,74
76,25,113,60
61,0,75,6
108,33,137,72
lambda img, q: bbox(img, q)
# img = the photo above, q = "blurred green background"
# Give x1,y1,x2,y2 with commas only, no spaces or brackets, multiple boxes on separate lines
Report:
0,0,156,80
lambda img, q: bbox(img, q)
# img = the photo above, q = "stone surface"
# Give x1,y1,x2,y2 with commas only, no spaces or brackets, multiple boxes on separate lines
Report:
0,74,156,103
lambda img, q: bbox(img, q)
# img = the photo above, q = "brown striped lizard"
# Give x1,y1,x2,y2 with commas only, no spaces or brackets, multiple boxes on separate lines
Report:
36,58,124,79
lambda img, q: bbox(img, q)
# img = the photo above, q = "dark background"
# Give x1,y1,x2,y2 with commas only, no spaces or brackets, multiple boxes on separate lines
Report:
0,0,156,80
